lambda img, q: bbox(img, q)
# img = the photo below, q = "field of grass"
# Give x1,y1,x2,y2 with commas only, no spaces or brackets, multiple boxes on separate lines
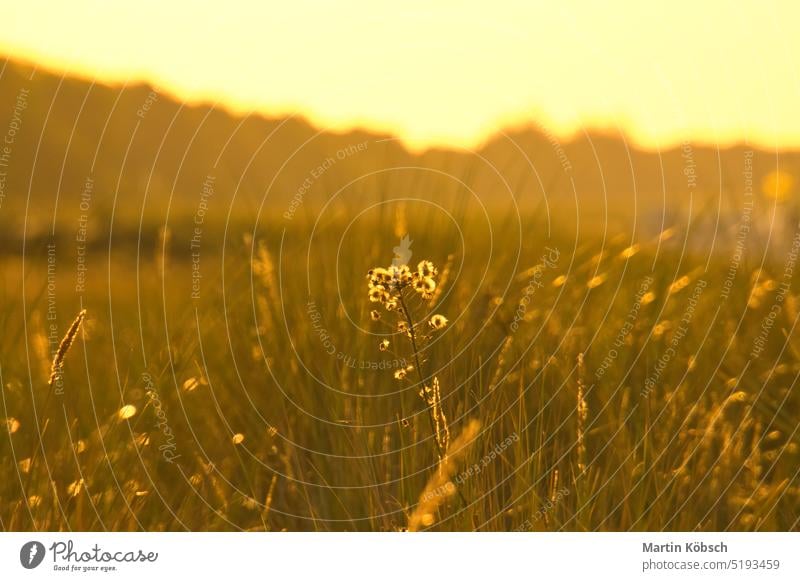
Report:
2,203,799,532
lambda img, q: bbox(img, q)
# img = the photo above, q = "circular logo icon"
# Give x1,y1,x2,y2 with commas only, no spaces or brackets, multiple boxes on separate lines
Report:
19,541,46,569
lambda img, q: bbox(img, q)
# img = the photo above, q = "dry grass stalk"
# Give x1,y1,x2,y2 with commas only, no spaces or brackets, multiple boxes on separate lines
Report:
407,418,480,531
48,309,87,387
489,335,514,390
421,377,450,464
576,353,588,476
253,238,280,310
262,473,278,528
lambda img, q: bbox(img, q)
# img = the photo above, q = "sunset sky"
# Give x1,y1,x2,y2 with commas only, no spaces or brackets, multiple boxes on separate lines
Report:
1,0,799,150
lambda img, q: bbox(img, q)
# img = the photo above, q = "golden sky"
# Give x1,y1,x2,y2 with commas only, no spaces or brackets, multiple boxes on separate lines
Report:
2,0,799,150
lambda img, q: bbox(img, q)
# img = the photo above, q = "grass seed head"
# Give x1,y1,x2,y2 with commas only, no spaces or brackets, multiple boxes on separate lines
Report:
429,314,448,330
48,309,87,387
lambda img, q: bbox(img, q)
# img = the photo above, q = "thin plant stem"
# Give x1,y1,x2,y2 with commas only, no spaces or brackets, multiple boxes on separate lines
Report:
396,288,468,508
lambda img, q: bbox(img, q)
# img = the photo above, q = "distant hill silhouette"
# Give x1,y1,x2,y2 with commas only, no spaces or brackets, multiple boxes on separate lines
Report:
0,55,797,253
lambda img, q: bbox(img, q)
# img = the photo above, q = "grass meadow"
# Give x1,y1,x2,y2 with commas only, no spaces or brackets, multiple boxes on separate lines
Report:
2,200,800,532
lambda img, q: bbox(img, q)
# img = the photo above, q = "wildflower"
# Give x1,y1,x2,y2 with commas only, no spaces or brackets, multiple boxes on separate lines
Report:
372,267,390,281
378,268,393,283
366,252,453,474
369,287,386,303
413,277,427,293
429,314,448,330
232,433,245,445
396,265,412,283
419,384,433,401
393,364,415,381
418,260,437,277
552,275,567,287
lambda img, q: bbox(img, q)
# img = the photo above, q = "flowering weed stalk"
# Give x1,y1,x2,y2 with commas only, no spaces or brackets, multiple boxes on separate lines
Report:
366,260,456,470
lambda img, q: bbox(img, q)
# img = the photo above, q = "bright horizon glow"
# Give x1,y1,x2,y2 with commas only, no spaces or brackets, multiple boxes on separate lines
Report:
1,0,799,151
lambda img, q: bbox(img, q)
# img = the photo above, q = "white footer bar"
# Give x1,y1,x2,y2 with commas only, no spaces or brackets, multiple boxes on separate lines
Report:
1,532,797,580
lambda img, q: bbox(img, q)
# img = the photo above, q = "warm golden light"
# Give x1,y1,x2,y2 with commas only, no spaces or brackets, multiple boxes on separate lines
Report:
762,170,795,202
2,1,799,149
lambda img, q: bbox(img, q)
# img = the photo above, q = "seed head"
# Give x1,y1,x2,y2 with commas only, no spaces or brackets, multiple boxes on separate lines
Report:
369,287,387,303
48,309,87,387
414,276,436,295
429,314,448,330
418,260,437,277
